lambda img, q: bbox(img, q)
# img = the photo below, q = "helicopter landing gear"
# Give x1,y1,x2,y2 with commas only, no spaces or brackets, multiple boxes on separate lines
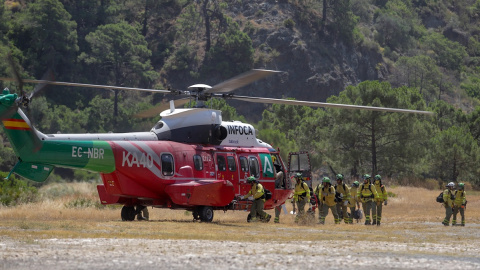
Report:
121,206,136,221
193,206,214,222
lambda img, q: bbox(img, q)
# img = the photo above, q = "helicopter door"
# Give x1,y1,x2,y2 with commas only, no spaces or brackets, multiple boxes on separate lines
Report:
238,155,260,195
215,153,239,192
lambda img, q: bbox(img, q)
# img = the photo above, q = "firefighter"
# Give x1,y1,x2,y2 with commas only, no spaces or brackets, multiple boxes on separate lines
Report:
313,180,323,223
348,180,361,224
240,176,271,222
273,156,285,223
136,205,149,221
357,174,379,225
452,182,467,226
372,174,387,226
318,177,339,224
442,182,455,226
334,174,351,224
293,173,310,223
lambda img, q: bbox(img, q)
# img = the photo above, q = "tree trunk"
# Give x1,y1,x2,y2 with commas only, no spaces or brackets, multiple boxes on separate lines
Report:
321,0,328,34
142,0,149,36
371,118,377,175
203,0,211,52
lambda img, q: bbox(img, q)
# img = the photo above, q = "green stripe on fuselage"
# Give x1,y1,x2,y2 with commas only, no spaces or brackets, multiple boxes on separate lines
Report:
32,140,115,173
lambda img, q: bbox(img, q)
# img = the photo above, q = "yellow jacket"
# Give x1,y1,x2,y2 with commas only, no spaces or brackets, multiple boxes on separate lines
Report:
373,183,387,202
245,183,265,201
319,185,336,207
348,186,360,207
453,190,466,206
335,183,351,203
357,183,379,203
443,188,454,207
293,181,310,202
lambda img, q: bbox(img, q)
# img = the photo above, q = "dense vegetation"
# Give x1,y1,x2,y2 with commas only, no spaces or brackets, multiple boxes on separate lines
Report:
0,0,479,193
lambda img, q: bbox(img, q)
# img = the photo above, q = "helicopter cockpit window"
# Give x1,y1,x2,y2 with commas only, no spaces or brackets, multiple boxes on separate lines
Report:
227,156,236,171
248,156,260,178
193,155,203,171
217,155,226,171
239,156,248,172
161,154,174,176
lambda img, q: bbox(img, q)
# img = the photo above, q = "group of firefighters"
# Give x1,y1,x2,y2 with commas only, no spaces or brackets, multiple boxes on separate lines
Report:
242,172,469,226
241,172,388,225
290,173,388,225
442,182,467,226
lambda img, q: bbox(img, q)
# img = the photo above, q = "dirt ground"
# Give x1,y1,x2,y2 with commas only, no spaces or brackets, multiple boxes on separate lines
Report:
1,185,479,269
1,225,480,270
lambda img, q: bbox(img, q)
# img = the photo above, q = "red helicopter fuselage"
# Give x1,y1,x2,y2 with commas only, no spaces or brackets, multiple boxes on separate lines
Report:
98,140,292,211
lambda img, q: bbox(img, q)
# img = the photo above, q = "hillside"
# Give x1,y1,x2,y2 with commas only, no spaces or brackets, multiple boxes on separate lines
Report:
160,0,479,118
0,0,479,183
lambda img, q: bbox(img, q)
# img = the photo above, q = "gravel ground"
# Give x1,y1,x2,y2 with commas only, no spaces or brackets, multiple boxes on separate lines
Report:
1,237,480,270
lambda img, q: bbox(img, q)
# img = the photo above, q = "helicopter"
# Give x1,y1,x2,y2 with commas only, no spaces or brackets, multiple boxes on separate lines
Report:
0,68,433,222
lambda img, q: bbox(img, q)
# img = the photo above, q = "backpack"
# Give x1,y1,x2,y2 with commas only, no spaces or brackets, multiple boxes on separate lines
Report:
264,188,272,200
360,184,374,199
436,192,444,203
352,209,363,221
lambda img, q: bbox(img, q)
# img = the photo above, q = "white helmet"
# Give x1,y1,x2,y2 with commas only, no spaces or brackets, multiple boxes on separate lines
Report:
446,182,455,188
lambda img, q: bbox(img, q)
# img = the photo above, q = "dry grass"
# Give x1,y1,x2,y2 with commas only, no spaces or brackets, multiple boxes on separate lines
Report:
0,183,479,244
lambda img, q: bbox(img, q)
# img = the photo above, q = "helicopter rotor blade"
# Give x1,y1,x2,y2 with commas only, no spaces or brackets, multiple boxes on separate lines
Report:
208,69,281,93
134,98,191,118
28,69,55,99
6,53,24,96
0,77,173,94
228,95,434,115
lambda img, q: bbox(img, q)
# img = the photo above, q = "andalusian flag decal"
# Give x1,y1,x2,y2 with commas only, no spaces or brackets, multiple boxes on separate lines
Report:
2,119,31,130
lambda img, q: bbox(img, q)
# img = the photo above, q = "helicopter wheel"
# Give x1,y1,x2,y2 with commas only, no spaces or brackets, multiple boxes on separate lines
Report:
121,206,136,221
199,206,214,222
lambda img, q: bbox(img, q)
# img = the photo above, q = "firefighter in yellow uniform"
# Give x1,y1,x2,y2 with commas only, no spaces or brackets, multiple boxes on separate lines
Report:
347,180,360,224
318,177,339,224
313,181,323,223
452,182,467,226
240,176,271,222
334,174,351,224
372,175,387,226
293,173,310,222
273,156,285,223
442,182,455,226
357,174,379,225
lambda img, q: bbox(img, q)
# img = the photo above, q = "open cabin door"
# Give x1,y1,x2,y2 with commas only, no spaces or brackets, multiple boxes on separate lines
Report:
287,151,312,189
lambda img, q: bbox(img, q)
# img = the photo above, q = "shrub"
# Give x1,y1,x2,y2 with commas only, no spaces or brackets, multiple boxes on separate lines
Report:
0,173,38,206
64,197,102,209
284,18,295,29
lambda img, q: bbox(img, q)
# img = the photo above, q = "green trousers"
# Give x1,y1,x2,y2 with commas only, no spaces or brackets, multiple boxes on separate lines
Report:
295,198,307,222
372,202,383,224
319,204,339,224
452,206,465,226
362,200,375,224
443,205,453,225
336,202,349,223
250,199,267,221
274,205,281,223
